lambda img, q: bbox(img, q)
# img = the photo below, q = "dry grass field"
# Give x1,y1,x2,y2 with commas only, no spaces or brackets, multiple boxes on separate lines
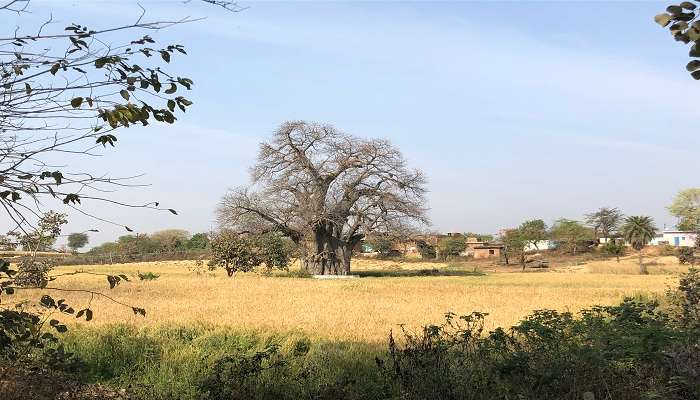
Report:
12,255,684,342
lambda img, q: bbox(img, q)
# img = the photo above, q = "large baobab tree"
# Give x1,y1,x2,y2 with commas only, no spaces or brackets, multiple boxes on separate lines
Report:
217,121,428,275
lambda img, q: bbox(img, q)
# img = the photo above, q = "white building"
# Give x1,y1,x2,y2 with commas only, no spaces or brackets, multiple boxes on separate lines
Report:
524,240,553,252
650,231,698,247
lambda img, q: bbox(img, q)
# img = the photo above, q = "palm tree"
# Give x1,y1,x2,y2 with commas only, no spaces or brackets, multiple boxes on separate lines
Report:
621,216,658,274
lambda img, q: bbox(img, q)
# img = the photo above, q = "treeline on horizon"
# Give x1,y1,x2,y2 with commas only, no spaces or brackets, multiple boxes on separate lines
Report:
88,229,210,255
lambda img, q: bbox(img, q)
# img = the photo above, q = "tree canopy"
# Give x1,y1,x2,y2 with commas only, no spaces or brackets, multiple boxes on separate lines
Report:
668,188,700,231
217,121,428,275
621,215,658,274
584,207,624,240
517,219,548,250
550,219,592,255
67,232,89,252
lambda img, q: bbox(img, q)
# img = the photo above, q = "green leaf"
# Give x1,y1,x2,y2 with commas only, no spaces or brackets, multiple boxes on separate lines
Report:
51,171,63,185
164,83,177,94
125,226,133,232
167,99,175,112
70,97,83,108
160,51,171,63
667,5,683,14
686,60,700,71
50,63,60,75
655,13,673,27
24,83,31,95
691,69,700,79
120,89,130,101
690,43,700,57
681,1,697,10
168,208,178,215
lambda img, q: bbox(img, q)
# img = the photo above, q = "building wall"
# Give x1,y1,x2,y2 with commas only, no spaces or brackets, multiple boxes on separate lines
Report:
473,247,500,259
661,232,698,247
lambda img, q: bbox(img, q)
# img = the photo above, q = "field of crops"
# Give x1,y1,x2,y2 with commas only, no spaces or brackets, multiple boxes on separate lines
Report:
14,256,682,342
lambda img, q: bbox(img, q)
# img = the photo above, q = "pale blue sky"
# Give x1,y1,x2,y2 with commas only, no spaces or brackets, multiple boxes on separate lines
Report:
6,1,698,246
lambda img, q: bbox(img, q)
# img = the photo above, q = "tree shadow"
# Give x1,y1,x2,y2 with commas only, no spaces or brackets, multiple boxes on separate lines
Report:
354,268,486,278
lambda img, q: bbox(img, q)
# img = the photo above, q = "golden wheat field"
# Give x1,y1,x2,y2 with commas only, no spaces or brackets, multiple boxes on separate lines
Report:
13,256,684,342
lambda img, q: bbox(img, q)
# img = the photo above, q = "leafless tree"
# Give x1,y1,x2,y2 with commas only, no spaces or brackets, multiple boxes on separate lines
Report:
217,121,428,275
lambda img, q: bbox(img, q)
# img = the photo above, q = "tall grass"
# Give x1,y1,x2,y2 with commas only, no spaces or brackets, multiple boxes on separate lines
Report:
63,324,389,400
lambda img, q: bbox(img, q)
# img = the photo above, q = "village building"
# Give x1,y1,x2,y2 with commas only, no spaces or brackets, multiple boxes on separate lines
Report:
650,231,698,247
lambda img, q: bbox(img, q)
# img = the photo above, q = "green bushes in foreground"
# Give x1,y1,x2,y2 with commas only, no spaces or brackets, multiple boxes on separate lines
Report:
63,325,389,400
59,269,700,400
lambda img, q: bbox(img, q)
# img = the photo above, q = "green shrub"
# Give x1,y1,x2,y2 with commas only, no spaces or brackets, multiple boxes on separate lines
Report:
64,325,390,400
137,271,160,281
679,247,696,265
380,271,700,400
416,240,436,259
601,240,626,261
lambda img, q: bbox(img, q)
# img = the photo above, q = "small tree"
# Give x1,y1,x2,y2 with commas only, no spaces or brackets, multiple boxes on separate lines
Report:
678,247,696,266
7,211,68,253
602,240,626,263
416,240,437,259
585,207,624,241
255,232,291,271
501,229,527,270
621,216,658,274
209,231,260,277
550,219,593,255
365,236,395,257
9,212,67,287
188,233,210,249
667,188,700,232
518,219,548,250
150,229,191,252
438,237,466,260
67,233,89,253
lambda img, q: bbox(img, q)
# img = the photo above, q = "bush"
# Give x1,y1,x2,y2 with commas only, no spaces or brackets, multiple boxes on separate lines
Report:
437,237,465,260
380,271,700,400
601,240,626,261
679,247,697,265
137,271,160,281
64,326,390,400
416,240,436,259
13,258,55,288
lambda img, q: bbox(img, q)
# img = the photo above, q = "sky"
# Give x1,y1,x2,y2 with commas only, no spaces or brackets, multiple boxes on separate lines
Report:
3,0,698,247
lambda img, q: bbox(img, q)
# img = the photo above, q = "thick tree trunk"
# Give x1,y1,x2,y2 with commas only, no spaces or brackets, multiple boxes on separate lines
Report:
300,227,352,275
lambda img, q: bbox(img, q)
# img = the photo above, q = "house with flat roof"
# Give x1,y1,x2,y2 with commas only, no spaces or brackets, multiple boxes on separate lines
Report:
650,231,698,247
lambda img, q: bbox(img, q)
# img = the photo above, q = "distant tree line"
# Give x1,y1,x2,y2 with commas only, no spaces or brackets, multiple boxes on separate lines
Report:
88,230,210,255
